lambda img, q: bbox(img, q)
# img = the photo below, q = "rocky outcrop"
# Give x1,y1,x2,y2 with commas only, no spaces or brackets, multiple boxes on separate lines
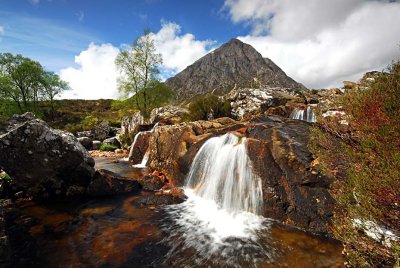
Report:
146,117,246,182
224,87,303,119
120,111,145,148
149,106,188,124
145,115,334,234
0,114,95,199
87,169,140,196
165,38,305,101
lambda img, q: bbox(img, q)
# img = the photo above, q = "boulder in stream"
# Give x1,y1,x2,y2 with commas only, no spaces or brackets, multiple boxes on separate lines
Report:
87,169,140,196
0,113,95,199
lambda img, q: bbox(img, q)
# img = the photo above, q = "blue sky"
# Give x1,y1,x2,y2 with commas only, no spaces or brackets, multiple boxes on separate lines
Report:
1,0,399,99
0,0,247,70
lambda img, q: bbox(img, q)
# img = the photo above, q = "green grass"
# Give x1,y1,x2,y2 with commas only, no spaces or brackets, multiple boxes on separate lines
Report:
99,144,118,151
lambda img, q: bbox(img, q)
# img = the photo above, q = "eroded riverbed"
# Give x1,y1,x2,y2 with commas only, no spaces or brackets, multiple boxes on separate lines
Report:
15,158,343,267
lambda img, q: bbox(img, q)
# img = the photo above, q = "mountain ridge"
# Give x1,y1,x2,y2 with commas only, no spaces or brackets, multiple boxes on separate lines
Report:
165,38,306,101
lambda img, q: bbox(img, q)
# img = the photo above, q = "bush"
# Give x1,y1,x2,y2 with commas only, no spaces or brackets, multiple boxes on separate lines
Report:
188,94,231,121
99,143,118,151
309,60,400,267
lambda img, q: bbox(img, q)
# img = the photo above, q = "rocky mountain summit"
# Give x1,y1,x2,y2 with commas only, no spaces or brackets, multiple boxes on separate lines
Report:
165,38,306,101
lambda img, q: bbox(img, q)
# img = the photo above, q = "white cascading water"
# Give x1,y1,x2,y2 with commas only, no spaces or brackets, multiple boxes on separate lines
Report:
186,133,263,214
290,106,316,123
128,123,159,168
161,133,274,267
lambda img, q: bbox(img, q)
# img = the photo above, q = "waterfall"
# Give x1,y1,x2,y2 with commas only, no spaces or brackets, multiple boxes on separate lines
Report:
128,123,159,167
186,133,263,214
161,133,270,265
290,106,316,123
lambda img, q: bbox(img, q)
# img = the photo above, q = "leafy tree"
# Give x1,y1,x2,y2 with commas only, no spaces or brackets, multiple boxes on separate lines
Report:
41,71,68,120
188,94,231,121
115,30,163,118
0,53,68,119
0,53,43,112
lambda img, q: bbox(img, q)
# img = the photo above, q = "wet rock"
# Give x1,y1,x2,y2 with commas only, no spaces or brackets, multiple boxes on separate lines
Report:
103,137,121,148
149,106,188,124
147,117,246,184
146,115,335,234
0,199,38,267
87,169,140,196
92,140,101,150
134,193,186,206
128,131,151,164
136,171,166,191
0,116,95,199
77,137,93,150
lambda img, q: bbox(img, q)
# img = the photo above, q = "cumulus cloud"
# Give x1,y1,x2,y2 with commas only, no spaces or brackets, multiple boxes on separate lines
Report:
224,0,400,88
152,21,216,75
0,25,4,34
58,22,214,99
59,43,120,99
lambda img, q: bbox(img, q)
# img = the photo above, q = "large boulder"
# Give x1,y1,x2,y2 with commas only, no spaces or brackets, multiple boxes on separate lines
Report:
92,120,111,141
145,115,334,234
0,116,95,199
149,106,188,124
87,169,140,196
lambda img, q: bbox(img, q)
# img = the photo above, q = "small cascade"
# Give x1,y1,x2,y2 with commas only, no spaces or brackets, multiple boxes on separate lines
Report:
186,133,263,214
290,106,316,123
161,133,268,265
128,122,159,167
132,148,150,168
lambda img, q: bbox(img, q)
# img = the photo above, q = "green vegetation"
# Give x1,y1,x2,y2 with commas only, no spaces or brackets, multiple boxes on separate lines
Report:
111,81,174,117
99,143,118,151
0,53,67,120
115,30,166,118
188,94,231,121
309,61,400,267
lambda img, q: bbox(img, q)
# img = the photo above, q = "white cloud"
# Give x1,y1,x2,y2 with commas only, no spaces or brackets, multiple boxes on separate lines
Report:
152,21,216,74
59,43,120,99
58,22,214,99
224,0,400,88
0,25,4,34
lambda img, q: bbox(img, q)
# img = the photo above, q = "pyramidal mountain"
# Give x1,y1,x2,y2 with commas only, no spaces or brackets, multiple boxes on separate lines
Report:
165,38,306,101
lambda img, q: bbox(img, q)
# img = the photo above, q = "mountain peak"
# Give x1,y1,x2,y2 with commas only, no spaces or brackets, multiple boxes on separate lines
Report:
166,39,305,101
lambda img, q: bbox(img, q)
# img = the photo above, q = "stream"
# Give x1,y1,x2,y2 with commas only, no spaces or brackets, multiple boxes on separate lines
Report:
15,156,344,268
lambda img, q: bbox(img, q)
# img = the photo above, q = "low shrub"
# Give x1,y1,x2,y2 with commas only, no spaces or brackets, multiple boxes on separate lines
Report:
99,144,118,151
188,94,231,121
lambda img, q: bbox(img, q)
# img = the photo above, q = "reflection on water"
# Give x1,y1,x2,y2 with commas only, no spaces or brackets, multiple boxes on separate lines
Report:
14,158,343,267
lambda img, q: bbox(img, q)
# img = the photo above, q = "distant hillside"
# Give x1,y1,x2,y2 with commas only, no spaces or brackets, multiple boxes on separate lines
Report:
165,38,305,101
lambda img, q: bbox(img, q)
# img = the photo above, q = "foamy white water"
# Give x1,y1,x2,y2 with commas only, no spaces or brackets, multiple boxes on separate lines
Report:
186,133,263,215
160,133,272,267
